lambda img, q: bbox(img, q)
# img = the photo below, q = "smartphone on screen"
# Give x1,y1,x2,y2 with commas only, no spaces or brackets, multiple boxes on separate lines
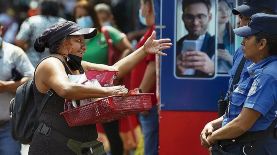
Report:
181,40,200,53
181,40,201,75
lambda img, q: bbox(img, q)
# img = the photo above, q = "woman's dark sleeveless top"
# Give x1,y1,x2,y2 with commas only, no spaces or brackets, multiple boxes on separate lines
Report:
33,59,97,142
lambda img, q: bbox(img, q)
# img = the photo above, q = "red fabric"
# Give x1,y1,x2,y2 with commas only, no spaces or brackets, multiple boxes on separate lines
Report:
119,115,139,132
130,25,157,104
101,26,121,66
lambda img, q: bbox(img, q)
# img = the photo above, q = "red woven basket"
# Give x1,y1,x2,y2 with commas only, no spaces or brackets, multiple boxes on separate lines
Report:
60,93,154,127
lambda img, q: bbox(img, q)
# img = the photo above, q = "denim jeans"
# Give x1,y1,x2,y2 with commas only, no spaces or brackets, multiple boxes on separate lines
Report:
0,121,21,155
139,106,159,155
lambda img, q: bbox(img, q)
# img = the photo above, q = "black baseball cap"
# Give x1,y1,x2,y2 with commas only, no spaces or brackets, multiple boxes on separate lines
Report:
233,13,277,37
232,0,277,17
34,21,97,52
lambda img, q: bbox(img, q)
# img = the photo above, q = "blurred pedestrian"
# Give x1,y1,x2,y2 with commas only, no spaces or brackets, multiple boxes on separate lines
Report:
0,24,34,155
15,0,65,66
95,3,116,27
130,0,158,155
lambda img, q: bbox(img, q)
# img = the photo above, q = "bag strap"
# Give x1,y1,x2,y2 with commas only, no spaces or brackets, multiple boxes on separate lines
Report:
231,57,246,90
227,56,246,96
35,87,54,119
101,26,115,65
48,54,73,74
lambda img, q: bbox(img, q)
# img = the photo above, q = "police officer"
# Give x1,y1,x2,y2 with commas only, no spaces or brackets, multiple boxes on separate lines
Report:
229,0,277,89
201,0,277,154
202,13,277,154
217,0,277,117
204,0,277,146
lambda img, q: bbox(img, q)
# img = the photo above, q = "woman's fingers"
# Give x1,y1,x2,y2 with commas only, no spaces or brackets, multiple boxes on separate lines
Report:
158,38,171,43
149,31,157,40
111,85,128,95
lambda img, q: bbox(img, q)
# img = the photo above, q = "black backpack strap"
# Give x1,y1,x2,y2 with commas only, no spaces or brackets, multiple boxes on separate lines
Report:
230,57,246,92
225,56,246,99
47,55,73,74
36,89,54,119
47,54,84,74
219,57,246,117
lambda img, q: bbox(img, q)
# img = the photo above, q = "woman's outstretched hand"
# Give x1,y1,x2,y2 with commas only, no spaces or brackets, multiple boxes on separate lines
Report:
143,31,172,56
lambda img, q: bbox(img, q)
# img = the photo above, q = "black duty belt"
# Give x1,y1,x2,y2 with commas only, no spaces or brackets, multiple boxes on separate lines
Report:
219,128,277,146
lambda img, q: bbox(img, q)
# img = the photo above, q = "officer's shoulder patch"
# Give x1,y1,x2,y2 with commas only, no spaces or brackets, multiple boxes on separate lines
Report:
248,79,260,96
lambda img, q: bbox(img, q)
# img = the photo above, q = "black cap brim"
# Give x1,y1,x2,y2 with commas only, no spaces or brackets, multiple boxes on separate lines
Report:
233,26,259,37
70,28,97,39
232,4,258,17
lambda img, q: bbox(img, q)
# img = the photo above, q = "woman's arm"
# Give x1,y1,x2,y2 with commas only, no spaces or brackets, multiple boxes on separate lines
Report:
113,31,172,78
81,31,171,79
81,61,118,72
207,108,260,145
36,58,127,100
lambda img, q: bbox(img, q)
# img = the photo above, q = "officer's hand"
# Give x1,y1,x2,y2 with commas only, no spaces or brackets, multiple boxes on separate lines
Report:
200,122,214,148
207,134,216,146
182,51,214,74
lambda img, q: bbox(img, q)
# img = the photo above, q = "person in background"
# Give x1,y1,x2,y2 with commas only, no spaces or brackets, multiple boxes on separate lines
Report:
217,0,235,74
28,20,171,155
94,3,116,27
0,8,18,43
176,0,215,78
73,1,133,155
0,24,34,155
15,0,65,66
130,0,158,155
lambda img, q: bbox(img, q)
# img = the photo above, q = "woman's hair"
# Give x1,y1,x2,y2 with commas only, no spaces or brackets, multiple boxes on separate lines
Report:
255,32,277,56
73,1,101,31
34,33,65,54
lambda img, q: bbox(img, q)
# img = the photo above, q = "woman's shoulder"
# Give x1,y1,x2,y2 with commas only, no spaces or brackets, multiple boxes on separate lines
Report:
37,56,65,70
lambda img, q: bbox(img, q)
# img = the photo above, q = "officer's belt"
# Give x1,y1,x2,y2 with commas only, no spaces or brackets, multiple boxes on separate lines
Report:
219,128,277,146
219,117,277,146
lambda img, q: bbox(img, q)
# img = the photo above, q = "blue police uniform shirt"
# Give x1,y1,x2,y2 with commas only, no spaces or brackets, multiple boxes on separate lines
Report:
223,56,277,131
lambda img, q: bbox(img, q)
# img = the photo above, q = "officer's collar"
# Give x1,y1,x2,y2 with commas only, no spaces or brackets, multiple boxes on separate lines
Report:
247,56,277,75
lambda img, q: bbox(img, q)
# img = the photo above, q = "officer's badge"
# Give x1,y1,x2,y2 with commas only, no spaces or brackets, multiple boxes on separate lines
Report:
248,79,259,96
